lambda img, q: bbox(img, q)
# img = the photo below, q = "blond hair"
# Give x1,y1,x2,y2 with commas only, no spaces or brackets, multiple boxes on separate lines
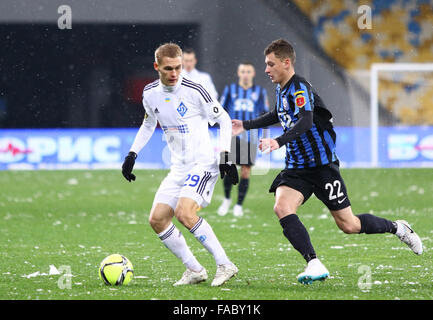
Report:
154,43,182,64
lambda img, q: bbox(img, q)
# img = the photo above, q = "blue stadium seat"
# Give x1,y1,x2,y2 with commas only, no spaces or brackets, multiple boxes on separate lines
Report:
292,0,433,124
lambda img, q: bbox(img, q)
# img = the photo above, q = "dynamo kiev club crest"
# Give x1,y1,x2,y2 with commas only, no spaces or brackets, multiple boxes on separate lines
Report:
177,102,188,117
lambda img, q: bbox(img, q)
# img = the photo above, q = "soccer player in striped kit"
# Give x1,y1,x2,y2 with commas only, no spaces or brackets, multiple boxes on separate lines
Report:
122,43,239,286
232,39,423,285
217,62,269,217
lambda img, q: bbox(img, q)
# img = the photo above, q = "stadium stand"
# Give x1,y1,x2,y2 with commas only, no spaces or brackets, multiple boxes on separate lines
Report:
292,0,433,125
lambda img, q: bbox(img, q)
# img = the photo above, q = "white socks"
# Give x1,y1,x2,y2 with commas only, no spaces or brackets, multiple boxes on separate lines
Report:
158,218,232,270
158,223,203,272
189,217,232,266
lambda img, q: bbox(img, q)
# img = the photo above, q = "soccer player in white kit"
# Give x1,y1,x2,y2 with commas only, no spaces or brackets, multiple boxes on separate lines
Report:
122,43,239,286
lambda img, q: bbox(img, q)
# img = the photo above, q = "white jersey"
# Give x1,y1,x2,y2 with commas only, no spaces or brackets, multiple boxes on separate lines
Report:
181,68,218,100
130,75,231,171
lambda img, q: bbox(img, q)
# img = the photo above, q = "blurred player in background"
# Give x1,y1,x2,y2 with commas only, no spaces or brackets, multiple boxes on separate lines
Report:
122,43,239,287
232,39,423,285
217,62,269,217
181,48,218,100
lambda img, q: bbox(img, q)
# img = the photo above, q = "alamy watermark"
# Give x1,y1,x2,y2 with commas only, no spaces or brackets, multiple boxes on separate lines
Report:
57,265,73,289
357,265,372,291
160,128,273,176
58,5,72,30
357,5,372,30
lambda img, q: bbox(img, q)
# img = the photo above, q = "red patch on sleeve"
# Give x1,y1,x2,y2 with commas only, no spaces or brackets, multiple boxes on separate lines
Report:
295,95,306,108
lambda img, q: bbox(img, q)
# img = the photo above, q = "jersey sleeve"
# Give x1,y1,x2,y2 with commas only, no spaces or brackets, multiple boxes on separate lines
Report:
204,100,226,126
274,107,313,147
129,97,157,154
191,82,225,126
292,82,313,116
196,88,232,152
202,73,218,100
243,108,279,130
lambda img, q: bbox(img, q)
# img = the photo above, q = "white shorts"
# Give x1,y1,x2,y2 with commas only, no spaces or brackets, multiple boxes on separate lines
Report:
153,164,219,210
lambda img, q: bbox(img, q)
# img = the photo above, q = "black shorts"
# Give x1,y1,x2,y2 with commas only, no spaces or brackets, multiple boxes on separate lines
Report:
230,136,257,166
269,162,351,211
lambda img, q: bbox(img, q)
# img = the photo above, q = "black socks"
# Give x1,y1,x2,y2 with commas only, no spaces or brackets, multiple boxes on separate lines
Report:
223,176,249,206
278,213,397,263
356,213,397,234
279,214,317,263
237,178,249,205
223,175,232,199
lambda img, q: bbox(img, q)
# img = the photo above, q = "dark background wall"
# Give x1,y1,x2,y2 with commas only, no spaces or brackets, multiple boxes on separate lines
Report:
0,0,361,129
0,24,199,128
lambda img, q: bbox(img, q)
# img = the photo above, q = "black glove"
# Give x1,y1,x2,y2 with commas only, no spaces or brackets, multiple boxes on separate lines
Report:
122,151,137,182
219,151,239,185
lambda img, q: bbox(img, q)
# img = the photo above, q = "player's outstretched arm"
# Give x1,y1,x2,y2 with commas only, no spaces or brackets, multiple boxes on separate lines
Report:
203,98,238,184
242,108,279,131
121,113,156,182
212,109,239,185
274,108,313,147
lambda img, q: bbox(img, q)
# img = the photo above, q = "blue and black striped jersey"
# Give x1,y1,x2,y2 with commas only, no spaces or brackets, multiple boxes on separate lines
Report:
276,74,337,169
220,83,268,143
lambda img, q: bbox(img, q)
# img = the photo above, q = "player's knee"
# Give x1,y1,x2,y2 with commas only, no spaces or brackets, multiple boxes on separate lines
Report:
273,203,296,218
148,214,169,233
240,165,251,179
148,214,158,227
337,221,359,234
240,171,249,179
174,207,195,229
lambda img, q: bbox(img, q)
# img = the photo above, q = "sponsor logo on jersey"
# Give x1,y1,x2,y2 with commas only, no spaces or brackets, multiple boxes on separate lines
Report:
278,113,292,130
282,98,289,110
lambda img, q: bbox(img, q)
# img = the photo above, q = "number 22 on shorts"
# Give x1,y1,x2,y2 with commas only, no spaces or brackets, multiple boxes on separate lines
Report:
325,179,344,200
